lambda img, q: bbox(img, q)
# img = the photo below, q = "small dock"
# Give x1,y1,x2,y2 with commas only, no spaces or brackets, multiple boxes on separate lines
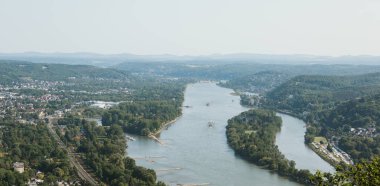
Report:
156,167,182,172
148,134,164,144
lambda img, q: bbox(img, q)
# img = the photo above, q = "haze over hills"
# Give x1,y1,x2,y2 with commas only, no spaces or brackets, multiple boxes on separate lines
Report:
2,0,380,185
1,52,380,67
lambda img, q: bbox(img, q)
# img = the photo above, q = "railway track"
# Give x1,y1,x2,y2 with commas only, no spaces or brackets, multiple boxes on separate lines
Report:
46,117,98,185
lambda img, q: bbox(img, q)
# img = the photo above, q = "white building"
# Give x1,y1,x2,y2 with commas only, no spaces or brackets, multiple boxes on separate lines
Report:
13,162,24,173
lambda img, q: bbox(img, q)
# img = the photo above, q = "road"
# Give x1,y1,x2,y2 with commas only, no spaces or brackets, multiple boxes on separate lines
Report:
46,117,98,185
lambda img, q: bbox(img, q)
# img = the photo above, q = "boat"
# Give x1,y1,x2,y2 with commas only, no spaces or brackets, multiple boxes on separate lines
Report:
206,102,210,106
208,121,215,128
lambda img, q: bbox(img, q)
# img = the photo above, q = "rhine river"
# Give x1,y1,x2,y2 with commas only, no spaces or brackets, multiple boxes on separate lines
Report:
127,82,333,186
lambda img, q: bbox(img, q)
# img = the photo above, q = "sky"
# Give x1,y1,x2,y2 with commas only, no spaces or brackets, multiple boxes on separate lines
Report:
0,0,380,56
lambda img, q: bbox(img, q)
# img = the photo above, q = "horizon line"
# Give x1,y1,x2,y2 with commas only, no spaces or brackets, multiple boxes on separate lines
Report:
1,51,380,58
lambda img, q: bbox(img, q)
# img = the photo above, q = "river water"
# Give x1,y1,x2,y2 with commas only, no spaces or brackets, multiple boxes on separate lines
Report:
127,82,331,186
276,113,335,173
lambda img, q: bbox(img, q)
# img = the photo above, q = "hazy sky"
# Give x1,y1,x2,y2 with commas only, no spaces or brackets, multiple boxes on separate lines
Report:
1,0,380,56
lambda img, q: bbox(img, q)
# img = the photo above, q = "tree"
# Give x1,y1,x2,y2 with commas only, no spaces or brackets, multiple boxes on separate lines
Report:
312,156,380,185
53,167,65,180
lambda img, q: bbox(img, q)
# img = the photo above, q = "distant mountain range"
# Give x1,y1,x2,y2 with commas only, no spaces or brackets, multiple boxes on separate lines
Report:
0,52,380,66
0,60,129,84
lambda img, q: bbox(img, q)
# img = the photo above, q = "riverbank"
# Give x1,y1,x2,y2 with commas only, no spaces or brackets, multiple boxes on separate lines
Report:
127,82,300,186
270,108,341,168
151,116,182,137
226,109,313,185
148,85,186,141
148,116,182,144
308,143,339,167
229,89,337,169
274,109,303,119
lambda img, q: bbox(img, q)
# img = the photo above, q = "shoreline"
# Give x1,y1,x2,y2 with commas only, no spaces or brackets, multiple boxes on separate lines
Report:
236,94,338,169
147,81,228,143
147,112,182,145
130,82,304,185
148,83,187,141
272,108,339,168
240,105,344,168
308,143,339,167
151,116,182,137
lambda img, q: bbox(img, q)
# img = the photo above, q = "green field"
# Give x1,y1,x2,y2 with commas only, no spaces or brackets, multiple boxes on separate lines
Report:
313,136,328,144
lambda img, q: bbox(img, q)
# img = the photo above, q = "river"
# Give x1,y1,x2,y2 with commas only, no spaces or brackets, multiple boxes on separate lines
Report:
127,82,331,186
276,113,335,173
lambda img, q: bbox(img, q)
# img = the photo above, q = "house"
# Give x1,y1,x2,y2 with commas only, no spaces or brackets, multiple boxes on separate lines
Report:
54,110,64,117
13,162,24,173
38,111,45,119
28,178,44,186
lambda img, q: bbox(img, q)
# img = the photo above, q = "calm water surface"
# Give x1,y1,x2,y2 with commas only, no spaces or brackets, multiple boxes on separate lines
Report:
127,82,330,186
276,113,335,173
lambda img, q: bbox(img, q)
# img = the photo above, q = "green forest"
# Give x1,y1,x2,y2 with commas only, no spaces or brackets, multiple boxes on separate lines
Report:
57,116,166,186
101,84,185,135
102,100,182,135
226,109,312,184
0,121,79,185
265,73,380,114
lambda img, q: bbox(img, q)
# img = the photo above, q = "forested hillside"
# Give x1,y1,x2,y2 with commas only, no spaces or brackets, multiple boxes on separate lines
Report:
114,62,380,81
265,73,380,114
305,95,380,162
220,71,291,93
0,60,128,84
262,73,380,163
318,95,380,129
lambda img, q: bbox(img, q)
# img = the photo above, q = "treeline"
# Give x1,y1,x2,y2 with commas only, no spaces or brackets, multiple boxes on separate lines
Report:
102,101,181,135
265,73,380,114
57,116,166,185
0,121,79,185
317,95,380,129
101,84,185,136
226,109,312,184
